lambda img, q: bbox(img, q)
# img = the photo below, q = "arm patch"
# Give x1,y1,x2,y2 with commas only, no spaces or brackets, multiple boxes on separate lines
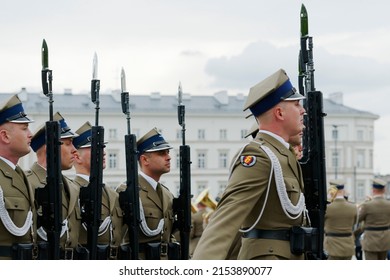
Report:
240,155,256,167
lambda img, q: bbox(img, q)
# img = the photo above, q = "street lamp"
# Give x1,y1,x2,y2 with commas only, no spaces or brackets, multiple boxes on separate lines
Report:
332,125,338,179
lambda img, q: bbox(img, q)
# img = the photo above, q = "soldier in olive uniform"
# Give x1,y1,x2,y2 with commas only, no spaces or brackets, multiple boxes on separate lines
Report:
357,178,390,260
190,189,217,258
117,127,178,260
193,69,306,260
324,180,358,260
190,201,206,258
0,95,37,260
72,121,123,259
26,112,87,259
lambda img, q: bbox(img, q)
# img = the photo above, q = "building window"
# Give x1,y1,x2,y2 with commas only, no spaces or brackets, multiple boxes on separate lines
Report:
356,181,365,201
198,129,205,140
108,152,118,169
219,129,227,140
241,129,248,139
197,151,207,169
332,149,338,168
332,127,339,140
357,130,364,141
174,182,180,197
197,182,207,195
176,150,180,169
217,182,227,200
356,149,365,168
109,128,117,140
219,151,228,168
369,149,373,169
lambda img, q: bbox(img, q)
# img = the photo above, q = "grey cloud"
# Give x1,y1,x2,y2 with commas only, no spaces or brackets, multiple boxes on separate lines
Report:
204,40,390,96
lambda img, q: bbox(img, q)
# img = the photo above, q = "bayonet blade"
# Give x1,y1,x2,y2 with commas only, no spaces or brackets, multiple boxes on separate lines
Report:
121,67,126,93
42,39,49,69
178,82,183,105
300,4,308,37
92,52,98,80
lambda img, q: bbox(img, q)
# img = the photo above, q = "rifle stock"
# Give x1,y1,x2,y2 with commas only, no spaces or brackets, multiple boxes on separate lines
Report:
80,125,104,259
174,145,191,260
35,39,62,259
298,4,327,260
119,132,140,259
173,83,191,260
79,55,104,259
118,73,140,260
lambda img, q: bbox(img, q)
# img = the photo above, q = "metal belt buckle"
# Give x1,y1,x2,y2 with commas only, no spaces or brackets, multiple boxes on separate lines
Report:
160,242,168,257
109,246,118,260
64,248,74,260
32,244,39,260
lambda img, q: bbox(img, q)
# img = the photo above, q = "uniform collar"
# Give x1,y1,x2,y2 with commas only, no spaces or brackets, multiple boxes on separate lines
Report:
0,156,16,170
259,130,289,149
139,170,158,191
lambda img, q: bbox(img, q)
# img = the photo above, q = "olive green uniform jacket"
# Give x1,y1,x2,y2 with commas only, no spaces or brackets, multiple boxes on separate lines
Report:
192,133,305,260
117,174,176,259
358,196,390,252
189,208,206,257
73,175,122,250
0,160,37,259
324,197,357,258
26,162,82,250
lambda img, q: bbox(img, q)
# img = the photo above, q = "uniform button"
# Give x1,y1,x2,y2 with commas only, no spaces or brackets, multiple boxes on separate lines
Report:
268,247,274,253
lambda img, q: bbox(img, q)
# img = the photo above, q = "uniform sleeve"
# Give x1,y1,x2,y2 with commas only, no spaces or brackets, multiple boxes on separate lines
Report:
192,145,271,259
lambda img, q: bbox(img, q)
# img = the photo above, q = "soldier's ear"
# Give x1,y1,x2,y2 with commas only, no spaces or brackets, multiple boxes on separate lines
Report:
73,151,81,162
274,107,284,119
0,128,10,143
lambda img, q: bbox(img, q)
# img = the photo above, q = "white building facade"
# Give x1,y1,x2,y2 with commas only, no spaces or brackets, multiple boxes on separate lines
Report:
8,89,378,204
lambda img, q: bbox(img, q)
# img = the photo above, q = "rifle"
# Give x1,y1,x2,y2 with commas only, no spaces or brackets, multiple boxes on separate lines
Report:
118,67,140,260
298,4,328,260
79,53,104,259
35,39,62,259
172,83,192,260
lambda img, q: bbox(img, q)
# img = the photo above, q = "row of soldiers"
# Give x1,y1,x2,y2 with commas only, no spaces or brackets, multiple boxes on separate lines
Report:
2,67,390,260
0,94,178,260
325,178,390,260
190,178,390,260
189,164,390,261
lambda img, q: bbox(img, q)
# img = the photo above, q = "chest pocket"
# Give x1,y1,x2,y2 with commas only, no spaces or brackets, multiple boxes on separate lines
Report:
143,207,162,221
4,196,29,221
283,176,301,203
4,196,29,211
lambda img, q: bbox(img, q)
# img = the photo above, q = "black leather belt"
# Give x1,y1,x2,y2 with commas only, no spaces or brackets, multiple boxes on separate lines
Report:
139,242,168,255
365,226,390,231
325,232,352,237
242,229,290,241
0,245,12,257
60,248,74,260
